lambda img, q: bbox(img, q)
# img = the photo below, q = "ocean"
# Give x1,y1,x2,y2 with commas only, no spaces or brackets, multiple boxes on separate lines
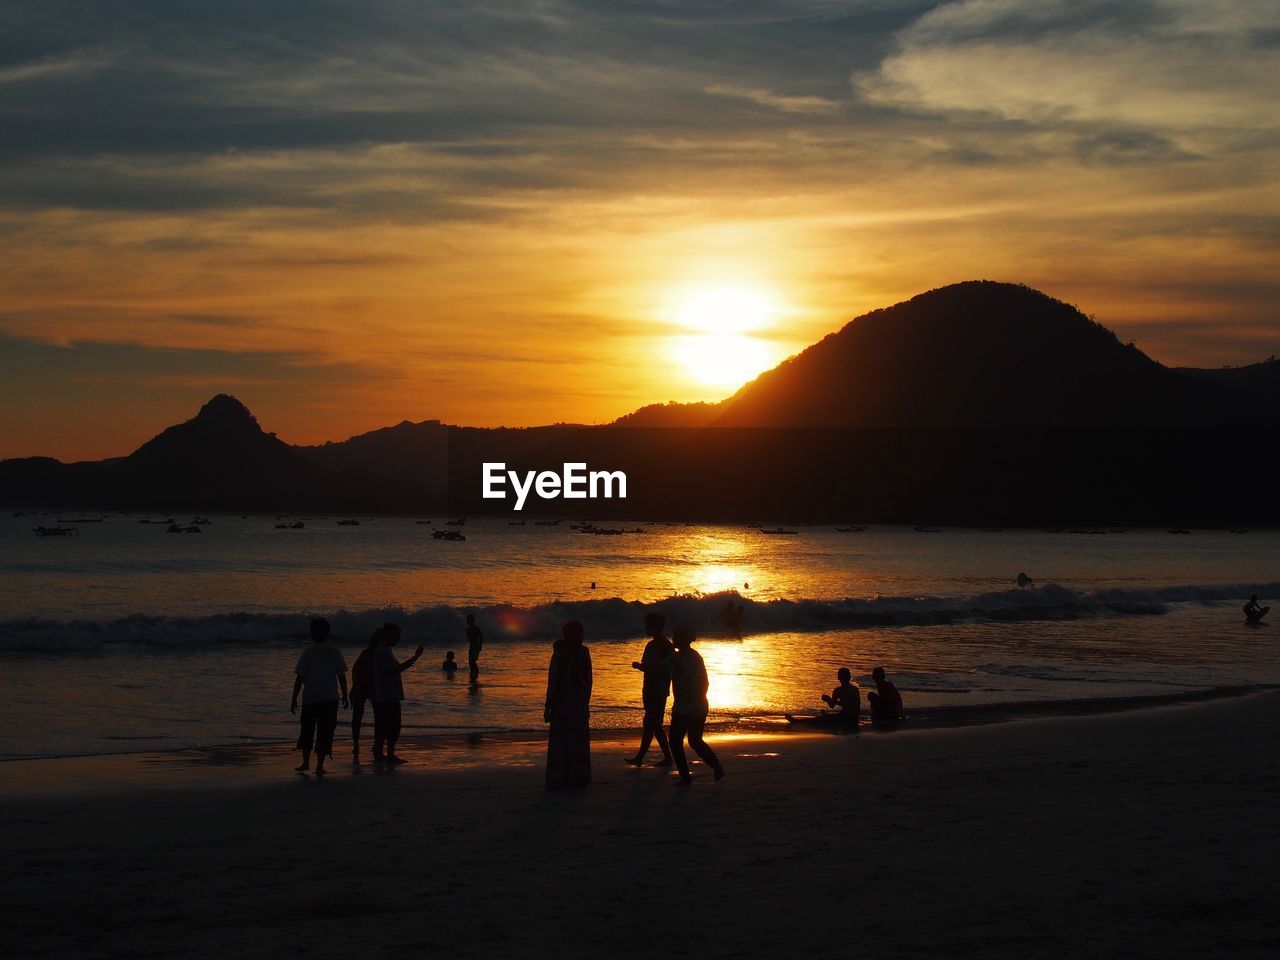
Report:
1,513,1275,760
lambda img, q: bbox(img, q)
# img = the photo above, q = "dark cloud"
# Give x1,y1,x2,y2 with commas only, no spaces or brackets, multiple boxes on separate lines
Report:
0,1,928,211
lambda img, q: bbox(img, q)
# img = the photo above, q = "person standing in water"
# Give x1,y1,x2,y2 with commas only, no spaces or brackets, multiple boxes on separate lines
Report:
544,620,593,789
820,667,860,726
465,614,484,682
372,623,423,764
664,625,724,785
348,627,380,764
867,666,904,725
1243,595,1269,623
626,612,673,767
290,617,348,775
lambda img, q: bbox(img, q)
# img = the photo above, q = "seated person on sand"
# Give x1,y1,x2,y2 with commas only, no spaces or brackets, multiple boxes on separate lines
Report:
442,650,459,673
819,667,860,725
867,666,904,725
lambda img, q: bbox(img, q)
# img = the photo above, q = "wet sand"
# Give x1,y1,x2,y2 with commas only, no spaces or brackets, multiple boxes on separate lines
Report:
3,691,1277,959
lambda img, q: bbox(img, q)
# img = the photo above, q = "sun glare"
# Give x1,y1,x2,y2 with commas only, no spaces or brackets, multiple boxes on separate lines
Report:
669,283,780,335
671,334,776,387
666,282,785,389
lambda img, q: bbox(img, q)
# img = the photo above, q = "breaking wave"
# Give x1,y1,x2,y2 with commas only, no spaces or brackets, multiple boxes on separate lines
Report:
1,581,1273,654
2,583,1269,660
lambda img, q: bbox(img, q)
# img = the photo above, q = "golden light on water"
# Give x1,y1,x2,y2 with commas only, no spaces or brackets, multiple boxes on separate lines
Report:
666,281,787,389
686,561,758,597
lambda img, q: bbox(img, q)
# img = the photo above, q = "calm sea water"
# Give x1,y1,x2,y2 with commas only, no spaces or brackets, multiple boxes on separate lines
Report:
1,513,1275,759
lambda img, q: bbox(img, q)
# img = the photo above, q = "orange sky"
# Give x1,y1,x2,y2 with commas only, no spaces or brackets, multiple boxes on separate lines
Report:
2,1,1277,460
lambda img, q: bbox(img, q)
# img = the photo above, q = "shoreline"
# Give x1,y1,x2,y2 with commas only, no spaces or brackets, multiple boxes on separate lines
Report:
1,683,1272,796
3,688,1277,958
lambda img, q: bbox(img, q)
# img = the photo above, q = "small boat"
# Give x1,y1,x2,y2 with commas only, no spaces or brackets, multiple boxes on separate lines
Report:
34,525,78,537
760,527,798,535
835,526,866,533
446,518,467,526
274,521,305,530
337,519,361,526
508,521,526,525
432,529,466,541
415,520,434,525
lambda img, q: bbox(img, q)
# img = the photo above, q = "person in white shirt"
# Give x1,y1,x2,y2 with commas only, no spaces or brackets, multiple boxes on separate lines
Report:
291,617,348,775
664,625,724,785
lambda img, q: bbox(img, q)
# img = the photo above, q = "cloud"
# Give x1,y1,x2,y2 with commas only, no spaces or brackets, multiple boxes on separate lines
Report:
0,48,116,84
705,84,842,115
856,0,1280,139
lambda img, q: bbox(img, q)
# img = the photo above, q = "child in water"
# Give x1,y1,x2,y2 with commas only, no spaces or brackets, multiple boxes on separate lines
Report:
441,650,459,673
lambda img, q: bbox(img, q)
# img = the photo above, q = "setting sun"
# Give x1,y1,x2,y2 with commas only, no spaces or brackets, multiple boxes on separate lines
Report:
666,282,785,388
670,283,782,335
671,334,777,387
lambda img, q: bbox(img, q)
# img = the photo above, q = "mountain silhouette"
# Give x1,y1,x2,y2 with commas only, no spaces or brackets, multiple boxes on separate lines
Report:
1178,357,1280,420
114,393,332,507
714,281,1243,428
2,282,1275,521
610,400,726,428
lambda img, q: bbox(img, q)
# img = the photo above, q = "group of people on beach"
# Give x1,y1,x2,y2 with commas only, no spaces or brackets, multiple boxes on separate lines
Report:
291,618,423,774
619,613,725,786
809,664,905,727
290,611,905,784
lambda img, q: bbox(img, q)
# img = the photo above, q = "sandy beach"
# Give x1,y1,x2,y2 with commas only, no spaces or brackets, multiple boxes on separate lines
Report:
4,690,1277,959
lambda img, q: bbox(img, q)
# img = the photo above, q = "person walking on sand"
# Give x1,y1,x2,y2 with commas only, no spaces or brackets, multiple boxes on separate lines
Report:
348,627,381,764
372,623,423,764
867,666,904,725
626,611,673,767
290,617,348,775
544,619,592,790
664,625,724,785
465,614,484,682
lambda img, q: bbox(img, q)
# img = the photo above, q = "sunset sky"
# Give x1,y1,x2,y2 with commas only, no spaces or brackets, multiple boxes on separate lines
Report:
2,0,1277,460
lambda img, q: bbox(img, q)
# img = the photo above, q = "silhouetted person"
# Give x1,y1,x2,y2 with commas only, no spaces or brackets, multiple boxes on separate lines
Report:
544,619,592,790
372,623,423,764
1244,595,1268,624
290,617,348,775
466,614,484,682
664,625,724,785
867,666,904,725
1016,572,1034,589
626,612,673,767
722,600,744,638
820,667,860,725
442,650,459,673
348,628,380,764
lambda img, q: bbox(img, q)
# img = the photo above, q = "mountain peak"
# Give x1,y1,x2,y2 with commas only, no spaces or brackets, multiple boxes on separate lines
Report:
714,280,1228,428
193,394,257,427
